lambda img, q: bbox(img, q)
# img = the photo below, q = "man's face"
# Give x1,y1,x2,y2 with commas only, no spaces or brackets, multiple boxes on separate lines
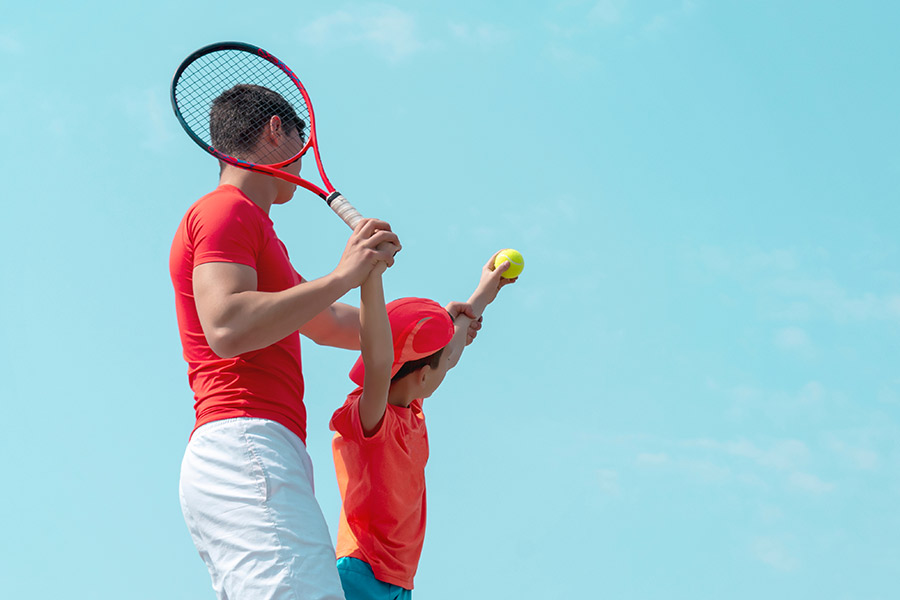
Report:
280,126,305,173
280,123,306,161
273,157,302,205
253,115,304,164
272,125,305,205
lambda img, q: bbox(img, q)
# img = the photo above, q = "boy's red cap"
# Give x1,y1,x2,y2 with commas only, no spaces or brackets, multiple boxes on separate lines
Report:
349,297,454,386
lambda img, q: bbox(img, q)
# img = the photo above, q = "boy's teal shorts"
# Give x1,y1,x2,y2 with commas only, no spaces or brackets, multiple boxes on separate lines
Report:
337,557,412,600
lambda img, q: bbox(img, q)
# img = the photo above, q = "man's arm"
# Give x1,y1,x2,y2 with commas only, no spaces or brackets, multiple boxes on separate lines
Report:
194,219,399,358
299,302,360,350
357,263,392,436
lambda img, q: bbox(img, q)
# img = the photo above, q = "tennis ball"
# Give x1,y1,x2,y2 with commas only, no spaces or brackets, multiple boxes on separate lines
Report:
494,249,524,279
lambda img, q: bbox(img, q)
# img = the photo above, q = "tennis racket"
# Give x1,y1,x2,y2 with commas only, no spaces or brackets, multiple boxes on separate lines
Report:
170,41,364,228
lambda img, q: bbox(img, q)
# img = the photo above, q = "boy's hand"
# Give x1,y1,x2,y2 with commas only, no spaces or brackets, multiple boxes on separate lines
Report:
372,260,389,276
446,302,482,345
477,250,517,305
367,259,389,282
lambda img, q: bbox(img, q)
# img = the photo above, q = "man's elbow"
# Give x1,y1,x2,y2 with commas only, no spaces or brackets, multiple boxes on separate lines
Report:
205,327,244,359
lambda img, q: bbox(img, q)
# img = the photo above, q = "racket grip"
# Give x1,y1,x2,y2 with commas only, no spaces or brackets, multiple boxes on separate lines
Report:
327,191,398,257
326,191,364,229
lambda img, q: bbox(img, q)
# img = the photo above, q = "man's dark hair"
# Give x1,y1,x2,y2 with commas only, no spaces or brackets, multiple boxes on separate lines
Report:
392,348,445,382
210,84,305,158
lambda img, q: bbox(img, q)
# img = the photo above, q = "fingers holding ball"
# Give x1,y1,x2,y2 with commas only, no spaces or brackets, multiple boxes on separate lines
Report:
494,248,524,279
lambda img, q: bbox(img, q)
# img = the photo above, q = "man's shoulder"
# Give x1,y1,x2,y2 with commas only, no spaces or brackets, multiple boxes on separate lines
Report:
183,186,270,236
190,185,255,215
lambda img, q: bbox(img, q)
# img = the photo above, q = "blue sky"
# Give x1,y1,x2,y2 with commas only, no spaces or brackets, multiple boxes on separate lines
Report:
2,1,899,598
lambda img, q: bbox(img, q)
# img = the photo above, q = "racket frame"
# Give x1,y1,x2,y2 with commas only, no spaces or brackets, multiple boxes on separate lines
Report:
170,41,337,201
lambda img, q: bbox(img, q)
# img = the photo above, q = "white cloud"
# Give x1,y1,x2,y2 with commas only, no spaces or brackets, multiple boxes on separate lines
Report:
686,245,900,324
121,88,174,152
691,245,733,274
770,277,900,323
751,536,799,571
643,14,670,35
642,0,698,38
689,246,802,277
825,429,887,472
545,44,598,72
0,33,23,55
797,381,826,406
724,381,831,424
299,5,423,62
827,438,879,471
748,248,800,272
687,438,810,472
679,458,731,482
27,99,66,138
636,452,669,465
758,504,784,524
788,472,835,494
774,326,815,358
588,0,626,26
448,22,512,47
877,381,900,406
596,468,620,495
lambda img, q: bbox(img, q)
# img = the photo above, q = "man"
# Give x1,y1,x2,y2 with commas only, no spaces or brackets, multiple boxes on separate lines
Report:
170,84,400,599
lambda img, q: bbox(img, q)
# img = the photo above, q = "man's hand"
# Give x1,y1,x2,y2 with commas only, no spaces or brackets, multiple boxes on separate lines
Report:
333,219,401,288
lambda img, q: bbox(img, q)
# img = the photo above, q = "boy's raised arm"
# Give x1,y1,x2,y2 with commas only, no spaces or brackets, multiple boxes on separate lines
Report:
358,262,393,436
443,251,517,370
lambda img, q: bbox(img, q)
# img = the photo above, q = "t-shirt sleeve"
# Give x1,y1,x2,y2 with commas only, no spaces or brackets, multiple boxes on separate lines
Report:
188,197,263,269
330,393,392,443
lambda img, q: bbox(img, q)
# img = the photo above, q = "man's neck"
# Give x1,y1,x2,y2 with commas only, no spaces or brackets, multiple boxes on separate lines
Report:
218,167,277,214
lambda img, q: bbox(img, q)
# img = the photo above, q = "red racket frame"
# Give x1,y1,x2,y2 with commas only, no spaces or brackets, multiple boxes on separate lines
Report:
172,41,363,227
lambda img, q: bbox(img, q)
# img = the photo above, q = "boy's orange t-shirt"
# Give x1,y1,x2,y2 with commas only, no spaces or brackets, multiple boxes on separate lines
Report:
330,390,429,590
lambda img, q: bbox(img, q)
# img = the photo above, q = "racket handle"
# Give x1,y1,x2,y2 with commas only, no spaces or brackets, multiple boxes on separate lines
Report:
327,191,398,257
326,191,364,229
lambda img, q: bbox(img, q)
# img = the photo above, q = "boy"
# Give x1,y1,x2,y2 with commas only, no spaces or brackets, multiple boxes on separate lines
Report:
171,84,400,600
329,252,516,598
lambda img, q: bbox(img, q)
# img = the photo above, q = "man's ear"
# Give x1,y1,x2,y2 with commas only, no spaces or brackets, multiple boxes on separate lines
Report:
263,115,283,143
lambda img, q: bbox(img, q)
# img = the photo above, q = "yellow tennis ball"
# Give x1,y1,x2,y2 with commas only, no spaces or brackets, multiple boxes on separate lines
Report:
494,249,524,279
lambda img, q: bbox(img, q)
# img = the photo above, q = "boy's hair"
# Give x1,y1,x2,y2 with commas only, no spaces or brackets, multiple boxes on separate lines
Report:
392,347,444,382
210,84,305,158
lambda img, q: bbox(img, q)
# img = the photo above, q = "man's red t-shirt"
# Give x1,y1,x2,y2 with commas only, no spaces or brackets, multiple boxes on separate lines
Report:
170,185,307,442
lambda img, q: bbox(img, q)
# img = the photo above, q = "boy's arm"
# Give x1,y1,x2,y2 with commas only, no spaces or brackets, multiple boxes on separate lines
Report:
442,252,517,371
358,262,393,436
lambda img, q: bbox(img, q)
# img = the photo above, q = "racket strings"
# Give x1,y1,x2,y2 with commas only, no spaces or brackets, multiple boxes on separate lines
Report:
174,49,312,165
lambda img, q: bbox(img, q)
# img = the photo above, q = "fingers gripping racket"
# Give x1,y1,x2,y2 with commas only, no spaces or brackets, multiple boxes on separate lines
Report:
171,41,364,228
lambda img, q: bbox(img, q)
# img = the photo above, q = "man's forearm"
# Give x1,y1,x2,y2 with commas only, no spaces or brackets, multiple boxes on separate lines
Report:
199,269,353,358
300,302,362,350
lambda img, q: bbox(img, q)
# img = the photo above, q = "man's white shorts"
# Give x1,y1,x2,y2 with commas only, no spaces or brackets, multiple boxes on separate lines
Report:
179,418,345,600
